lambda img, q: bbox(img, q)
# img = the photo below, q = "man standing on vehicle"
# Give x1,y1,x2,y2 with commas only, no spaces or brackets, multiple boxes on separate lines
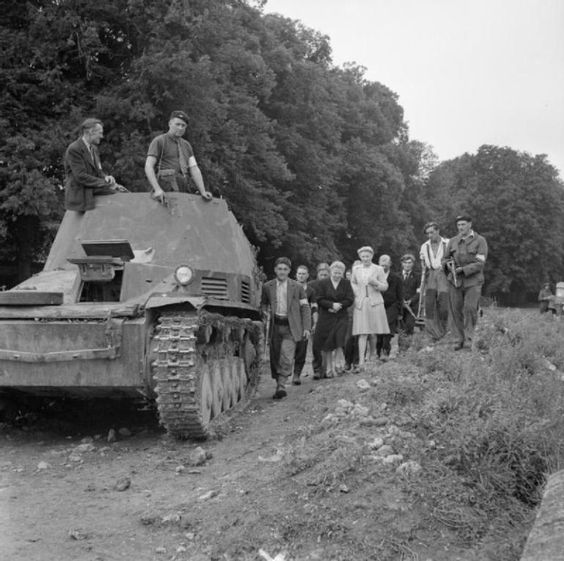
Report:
64,118,126,212
442,215,488,350
262,258,311,399
145,110,213,203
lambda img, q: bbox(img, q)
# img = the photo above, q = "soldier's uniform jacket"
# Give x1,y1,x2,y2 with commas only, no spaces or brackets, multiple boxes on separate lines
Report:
443,231,488,288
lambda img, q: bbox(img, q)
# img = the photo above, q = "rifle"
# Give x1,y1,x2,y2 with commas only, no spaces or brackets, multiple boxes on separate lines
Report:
445,258,462,288
415,263,426,327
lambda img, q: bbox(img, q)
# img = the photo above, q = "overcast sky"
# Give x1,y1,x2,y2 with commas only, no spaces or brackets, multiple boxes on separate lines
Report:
265,0,564,179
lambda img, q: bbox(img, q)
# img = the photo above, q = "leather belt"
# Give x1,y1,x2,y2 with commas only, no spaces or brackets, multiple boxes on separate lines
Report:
274,315,289,325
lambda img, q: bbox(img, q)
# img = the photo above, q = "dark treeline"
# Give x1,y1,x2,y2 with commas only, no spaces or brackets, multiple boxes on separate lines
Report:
1,0,563,303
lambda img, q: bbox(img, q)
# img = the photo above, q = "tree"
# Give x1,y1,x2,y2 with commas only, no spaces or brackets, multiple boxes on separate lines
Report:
425,145,564,303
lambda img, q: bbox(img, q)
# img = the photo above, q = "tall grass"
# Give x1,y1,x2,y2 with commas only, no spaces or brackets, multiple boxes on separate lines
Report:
396,309,564,557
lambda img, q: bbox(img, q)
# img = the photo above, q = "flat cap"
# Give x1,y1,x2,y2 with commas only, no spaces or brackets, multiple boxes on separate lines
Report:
169,110,189,124
400,253,416,263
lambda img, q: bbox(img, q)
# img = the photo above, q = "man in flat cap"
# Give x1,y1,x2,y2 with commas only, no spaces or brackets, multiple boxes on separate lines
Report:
442,215,488,350
64,118,127,212
261,257,311,399
145,110,212,203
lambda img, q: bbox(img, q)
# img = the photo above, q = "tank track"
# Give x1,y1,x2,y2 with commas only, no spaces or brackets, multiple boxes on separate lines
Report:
151,310,263,440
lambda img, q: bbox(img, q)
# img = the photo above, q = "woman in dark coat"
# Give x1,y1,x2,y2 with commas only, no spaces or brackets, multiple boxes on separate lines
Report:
313,261,355,378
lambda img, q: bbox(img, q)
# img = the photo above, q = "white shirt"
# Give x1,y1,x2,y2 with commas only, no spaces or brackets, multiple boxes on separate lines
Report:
276,280,288,316
420,237,449,270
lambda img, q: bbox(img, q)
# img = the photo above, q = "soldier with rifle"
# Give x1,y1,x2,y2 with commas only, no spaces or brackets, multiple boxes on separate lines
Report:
442,215,488,350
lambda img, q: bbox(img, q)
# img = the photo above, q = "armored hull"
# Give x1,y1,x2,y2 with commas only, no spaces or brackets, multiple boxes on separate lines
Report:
0,193,263,438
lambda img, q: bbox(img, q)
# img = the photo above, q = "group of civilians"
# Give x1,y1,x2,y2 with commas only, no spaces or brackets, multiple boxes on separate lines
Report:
261,248,423,399
262,216,488,400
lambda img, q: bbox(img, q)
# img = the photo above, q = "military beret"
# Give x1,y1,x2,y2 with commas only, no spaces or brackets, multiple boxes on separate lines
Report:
455,214,472,223
169,110,189,124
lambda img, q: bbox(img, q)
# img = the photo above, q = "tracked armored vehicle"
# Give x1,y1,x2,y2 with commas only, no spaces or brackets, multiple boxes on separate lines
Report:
0,193,263,439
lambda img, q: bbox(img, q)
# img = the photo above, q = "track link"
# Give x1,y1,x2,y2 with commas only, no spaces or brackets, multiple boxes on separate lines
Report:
151,311,262,439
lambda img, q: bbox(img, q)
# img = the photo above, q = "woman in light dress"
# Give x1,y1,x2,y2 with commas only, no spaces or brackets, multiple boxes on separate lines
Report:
351,246,389,368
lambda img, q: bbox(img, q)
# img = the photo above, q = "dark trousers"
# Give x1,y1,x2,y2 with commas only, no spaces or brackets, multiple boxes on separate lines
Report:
344,334,359,366
401,312,416,335
294,338,308,377
424,289,449,340
448,284,482,344
376,334,392,356
269,323,296,389
312,337,323,375
158,173,189,193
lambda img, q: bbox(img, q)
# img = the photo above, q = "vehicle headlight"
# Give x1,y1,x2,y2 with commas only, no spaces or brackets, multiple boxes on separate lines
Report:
174,265,194,286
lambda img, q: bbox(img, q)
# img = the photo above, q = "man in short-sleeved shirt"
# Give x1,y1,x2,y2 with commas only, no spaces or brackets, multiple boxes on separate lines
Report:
144,110,212,203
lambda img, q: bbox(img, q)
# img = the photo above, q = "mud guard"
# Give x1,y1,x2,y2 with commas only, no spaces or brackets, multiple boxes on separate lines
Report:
144,295,206,310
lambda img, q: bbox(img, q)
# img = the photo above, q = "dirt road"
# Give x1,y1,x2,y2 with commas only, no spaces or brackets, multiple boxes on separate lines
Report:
1,364,477,561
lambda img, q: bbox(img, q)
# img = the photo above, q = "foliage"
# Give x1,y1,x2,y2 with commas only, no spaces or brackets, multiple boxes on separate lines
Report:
405,309,564,557
0,0,434,281
2,1,562,289
425,145,564,302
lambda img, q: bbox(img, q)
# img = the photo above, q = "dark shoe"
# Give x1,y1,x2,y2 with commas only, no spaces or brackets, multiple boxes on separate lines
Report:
273,389,287,399
454,342,464,351
313,374,321,380
292,376,301,386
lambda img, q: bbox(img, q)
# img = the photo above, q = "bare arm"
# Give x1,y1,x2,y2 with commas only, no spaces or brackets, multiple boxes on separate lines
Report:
188,157,212,200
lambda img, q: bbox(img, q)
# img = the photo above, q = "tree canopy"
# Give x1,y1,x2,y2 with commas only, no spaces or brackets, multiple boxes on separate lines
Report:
424,145,564,302
1,0,563,302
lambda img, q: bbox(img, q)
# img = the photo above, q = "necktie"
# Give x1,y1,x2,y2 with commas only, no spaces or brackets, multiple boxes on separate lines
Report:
91,146,101,170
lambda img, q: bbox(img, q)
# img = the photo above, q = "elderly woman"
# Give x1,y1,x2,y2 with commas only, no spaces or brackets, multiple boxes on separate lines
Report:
313,261,355,378
351,246,389,368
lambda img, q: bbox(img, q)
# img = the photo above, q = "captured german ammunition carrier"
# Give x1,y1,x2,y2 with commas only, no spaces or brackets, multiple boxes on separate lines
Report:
0,193,263,439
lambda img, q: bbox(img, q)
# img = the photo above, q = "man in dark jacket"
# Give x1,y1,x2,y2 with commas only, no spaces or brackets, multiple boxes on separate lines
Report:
292,265,316,385
262,258,311,399
400,254,420,335
376,254,403,359
308,263,329,378
442,215,488,350
64,118,125,212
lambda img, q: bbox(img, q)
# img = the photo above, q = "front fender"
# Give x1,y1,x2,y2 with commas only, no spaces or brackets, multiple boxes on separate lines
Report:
144,295,206,310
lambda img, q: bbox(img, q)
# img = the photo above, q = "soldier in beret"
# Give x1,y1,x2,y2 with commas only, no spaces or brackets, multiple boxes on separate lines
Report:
145,110,212,204
442,215,488,350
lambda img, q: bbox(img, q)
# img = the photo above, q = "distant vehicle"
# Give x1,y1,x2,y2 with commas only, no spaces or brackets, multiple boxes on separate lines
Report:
553,282,564,315
0,193,264,439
